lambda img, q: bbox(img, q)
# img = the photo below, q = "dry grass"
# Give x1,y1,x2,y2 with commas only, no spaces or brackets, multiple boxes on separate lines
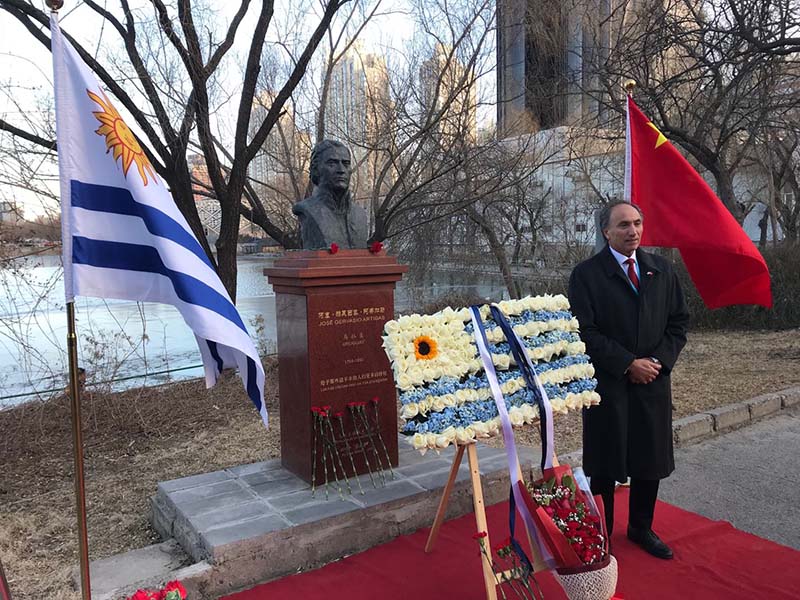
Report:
1,330,798,600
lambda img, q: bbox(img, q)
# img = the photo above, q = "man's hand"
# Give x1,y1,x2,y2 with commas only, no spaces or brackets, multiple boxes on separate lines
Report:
626,358,662,384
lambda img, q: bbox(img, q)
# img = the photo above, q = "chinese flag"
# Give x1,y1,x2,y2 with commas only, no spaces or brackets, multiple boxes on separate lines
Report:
625,97,772,309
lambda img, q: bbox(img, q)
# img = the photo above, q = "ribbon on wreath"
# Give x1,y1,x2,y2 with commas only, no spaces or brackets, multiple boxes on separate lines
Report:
469,304,556,570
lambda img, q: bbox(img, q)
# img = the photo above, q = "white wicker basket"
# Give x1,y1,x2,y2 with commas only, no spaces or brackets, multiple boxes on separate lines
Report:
555,555,618,600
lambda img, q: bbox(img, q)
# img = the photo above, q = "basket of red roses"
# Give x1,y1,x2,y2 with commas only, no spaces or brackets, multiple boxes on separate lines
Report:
518,465,617,600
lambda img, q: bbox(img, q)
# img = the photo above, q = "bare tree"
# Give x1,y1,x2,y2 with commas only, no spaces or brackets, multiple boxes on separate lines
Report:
0,0,352,300
578,0,800,223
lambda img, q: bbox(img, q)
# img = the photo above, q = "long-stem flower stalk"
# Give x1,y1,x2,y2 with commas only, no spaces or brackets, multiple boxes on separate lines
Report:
347,401,379,488
322,411,351,495
335,412,364,495
369,397,395,480
310,407,321,496
352,402,386,485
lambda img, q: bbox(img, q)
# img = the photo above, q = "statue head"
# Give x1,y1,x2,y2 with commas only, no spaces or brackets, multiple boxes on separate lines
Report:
309,139,352,193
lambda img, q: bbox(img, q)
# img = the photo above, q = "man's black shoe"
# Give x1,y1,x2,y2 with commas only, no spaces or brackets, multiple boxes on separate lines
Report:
627,526,673,559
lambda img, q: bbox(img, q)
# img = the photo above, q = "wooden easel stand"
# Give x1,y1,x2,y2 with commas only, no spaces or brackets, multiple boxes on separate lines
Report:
424,442,555,600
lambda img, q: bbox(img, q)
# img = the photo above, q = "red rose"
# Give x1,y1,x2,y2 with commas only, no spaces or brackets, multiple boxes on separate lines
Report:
369,241,383,253
329,243,339,254
371,396,380,404
333,411,344,418
473,531,488,540
128,591,153,600
556,507,572,520
162,581,187,600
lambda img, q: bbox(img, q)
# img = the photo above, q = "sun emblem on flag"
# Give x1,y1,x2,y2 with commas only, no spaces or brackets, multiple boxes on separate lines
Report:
87,89,158,186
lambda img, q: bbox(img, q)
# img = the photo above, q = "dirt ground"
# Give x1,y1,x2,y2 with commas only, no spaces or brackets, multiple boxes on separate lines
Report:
1,329,798,600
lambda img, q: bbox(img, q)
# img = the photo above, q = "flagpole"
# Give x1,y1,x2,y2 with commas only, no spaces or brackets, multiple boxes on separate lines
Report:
67,302,92,600
623,79,636,205
49,0,92,593
0,555,13,600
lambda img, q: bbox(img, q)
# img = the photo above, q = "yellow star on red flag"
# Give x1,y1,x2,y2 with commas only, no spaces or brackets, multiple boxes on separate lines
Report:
647,122,668,149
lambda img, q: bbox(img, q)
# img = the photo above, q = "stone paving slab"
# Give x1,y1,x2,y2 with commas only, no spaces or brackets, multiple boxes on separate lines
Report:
82,539,187,600
282,497,365,525
199,513,292,550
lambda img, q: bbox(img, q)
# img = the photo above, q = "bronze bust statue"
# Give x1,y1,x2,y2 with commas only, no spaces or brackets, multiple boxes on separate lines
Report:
292,140,369,250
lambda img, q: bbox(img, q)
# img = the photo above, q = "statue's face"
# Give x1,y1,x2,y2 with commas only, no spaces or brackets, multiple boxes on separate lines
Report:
316,145,352,192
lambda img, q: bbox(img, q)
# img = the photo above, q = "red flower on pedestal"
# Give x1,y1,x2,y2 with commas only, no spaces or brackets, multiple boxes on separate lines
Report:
162,581,187,600
127,581,186,600
329,243,339,254
369,241,383,254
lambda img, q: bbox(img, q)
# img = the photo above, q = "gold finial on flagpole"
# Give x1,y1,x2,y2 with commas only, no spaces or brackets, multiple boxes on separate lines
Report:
46,0,64,10
624,79,637,96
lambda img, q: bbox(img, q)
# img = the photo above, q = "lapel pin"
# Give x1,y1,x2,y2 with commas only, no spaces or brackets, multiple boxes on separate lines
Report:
646,271,654,276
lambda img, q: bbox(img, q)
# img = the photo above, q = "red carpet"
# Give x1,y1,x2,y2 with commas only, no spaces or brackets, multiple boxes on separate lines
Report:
224,488,800,599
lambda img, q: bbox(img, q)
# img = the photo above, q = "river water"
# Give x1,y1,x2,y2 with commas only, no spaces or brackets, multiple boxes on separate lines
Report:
0,254,509,408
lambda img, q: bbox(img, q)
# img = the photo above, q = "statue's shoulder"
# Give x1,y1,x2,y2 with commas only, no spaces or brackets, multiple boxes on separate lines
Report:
292,196,316,217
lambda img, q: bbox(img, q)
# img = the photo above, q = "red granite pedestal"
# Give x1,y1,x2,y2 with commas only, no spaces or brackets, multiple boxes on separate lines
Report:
264,249,408,485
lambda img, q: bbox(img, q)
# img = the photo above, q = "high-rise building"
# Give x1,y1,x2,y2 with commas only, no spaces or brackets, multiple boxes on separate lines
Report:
497,0,616,137
419,43,477,143
0,200,21,225
325,42,396,209
248,91,312,232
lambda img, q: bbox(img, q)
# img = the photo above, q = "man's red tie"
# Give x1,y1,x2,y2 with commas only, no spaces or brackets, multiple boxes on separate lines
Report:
625,258,640,290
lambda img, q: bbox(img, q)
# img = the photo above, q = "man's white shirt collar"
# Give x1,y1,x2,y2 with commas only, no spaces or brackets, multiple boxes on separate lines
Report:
609,246,637,270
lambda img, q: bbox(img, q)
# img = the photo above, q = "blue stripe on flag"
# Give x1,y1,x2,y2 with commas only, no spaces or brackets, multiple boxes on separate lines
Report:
72,236,247,333
246,357,259,405
71,180,214,270
206,340,225,375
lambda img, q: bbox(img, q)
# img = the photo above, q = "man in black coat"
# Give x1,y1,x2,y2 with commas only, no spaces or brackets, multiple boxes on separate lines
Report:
568,200,689,560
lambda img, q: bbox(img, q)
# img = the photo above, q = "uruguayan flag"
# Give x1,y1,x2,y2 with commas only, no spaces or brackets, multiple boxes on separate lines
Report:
51,15,267,426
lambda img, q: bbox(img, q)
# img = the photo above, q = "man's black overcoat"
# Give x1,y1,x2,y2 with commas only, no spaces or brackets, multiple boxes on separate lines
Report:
568,246,689,481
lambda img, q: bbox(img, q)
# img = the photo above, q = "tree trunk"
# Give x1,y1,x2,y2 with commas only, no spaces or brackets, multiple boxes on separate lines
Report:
758,209,768,248
216,185,242,301
714,169,743,223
